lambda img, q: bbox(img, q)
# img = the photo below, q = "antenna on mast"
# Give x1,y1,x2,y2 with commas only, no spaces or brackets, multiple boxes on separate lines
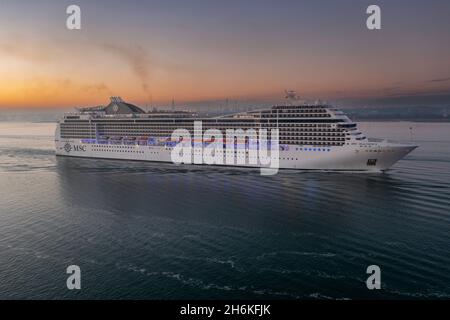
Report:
284,90,300,105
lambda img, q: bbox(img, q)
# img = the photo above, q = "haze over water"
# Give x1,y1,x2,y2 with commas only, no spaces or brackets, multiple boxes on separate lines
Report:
0,120,449,299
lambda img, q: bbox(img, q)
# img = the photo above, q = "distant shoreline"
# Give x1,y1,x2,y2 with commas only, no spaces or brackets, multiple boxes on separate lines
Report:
354,118,450,122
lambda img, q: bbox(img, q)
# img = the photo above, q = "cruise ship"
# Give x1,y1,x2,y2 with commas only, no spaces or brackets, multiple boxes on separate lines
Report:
55,96,417,171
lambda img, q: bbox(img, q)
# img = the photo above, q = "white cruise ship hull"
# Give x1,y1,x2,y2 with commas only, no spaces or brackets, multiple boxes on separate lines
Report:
55,139,416,172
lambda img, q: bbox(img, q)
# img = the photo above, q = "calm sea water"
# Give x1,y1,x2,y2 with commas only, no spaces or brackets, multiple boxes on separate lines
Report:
0,121,449,299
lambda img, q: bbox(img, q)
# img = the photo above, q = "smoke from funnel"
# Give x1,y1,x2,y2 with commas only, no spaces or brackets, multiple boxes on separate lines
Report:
102,43,153,102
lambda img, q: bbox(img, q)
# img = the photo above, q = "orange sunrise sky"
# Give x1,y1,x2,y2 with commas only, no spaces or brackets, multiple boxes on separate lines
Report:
1,0,450,109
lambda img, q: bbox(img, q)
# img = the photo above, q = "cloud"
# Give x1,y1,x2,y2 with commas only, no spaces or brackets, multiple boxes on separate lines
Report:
381,86,403,93
81,83,113,95
0,41,52,62
429,77,450,83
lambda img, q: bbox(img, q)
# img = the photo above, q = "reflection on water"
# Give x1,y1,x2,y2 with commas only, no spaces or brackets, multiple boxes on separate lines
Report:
0,121,449,299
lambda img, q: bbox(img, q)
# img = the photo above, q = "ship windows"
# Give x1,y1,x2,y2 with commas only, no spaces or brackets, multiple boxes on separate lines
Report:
367,159,377,166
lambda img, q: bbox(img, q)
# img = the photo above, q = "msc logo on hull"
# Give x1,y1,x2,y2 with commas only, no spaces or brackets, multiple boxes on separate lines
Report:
64,143,72,152
63,143,86,153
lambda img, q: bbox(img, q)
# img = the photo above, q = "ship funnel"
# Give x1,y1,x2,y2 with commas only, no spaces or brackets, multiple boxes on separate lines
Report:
110,96,124,103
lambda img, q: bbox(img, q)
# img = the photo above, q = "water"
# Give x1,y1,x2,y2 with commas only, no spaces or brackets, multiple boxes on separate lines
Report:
0,121,449,299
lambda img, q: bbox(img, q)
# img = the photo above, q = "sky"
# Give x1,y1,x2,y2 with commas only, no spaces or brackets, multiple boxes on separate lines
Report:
0,0,449,109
